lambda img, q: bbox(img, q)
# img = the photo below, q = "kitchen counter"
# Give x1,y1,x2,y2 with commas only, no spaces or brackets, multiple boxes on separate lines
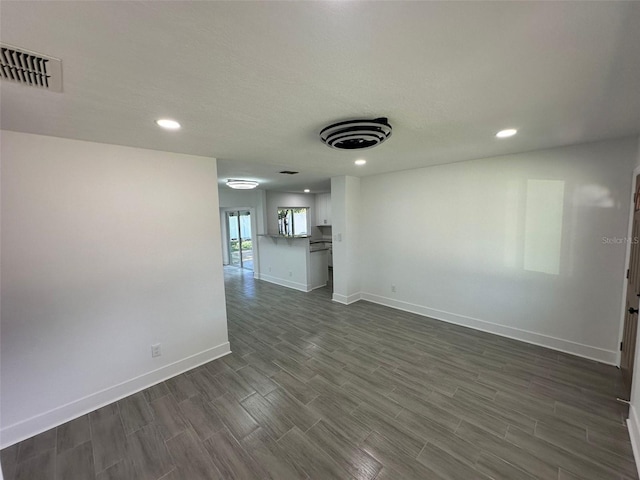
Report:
256,235,328,292
258,234,312,239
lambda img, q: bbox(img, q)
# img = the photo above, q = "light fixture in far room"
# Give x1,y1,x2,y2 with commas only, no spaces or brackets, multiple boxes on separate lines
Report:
304,189,310,193
226,179,259,190
155,118,181,130
496,128,517,138
355,159,367,166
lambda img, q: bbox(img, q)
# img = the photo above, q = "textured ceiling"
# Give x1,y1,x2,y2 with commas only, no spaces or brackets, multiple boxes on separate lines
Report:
2,1,640,191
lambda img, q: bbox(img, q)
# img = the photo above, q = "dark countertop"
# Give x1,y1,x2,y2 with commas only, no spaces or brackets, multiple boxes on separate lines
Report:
259,234,311,239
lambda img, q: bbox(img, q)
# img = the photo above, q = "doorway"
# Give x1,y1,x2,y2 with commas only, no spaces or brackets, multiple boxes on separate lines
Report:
621,174,640,399
226,210,253,270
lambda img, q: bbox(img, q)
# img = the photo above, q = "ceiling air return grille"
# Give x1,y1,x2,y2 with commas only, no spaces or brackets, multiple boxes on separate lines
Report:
0,44,62,92
320,117,392,150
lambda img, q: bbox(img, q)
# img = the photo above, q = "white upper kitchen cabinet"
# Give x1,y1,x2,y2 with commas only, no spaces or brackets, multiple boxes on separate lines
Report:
315,193,332,226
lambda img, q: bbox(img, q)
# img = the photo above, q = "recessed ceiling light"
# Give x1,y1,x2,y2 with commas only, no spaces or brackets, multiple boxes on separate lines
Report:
304,189,310,193
355,159,367,166
156,119,181,130
226,179,259,190
496,128,517,138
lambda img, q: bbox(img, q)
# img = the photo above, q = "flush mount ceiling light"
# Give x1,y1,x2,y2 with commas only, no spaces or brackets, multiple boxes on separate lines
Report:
226,179,259,190
496,128,517,138
320,117,392,150
156,119,181,130
304,189,310,193
355,159,367,166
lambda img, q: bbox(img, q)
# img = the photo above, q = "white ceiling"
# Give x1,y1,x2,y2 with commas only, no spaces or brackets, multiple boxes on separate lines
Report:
2,1,640,192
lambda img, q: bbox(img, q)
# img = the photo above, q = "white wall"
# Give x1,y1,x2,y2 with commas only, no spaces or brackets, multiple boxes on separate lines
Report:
265,191,317,235
360,137,637,364
331,176,362,304
0,131,230,447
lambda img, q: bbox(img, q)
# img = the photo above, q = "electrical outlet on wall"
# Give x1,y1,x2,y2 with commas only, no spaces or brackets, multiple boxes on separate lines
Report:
151,343,161,358
289,271,293,277
391,285,396,293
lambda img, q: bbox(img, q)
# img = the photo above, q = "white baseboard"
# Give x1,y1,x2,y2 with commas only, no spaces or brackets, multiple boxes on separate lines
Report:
0,342,231,449
332,292,362,305
628,405,640,478
361,292,617,365
255,273,309,292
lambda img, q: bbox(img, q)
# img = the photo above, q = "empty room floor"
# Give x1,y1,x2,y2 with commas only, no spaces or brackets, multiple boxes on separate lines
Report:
1,267,637,479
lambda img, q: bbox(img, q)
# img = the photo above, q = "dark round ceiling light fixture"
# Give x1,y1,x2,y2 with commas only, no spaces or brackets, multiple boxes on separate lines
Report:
319,117,392,150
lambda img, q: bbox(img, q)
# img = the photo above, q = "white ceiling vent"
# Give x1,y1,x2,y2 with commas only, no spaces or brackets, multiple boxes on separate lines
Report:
0,44,62,92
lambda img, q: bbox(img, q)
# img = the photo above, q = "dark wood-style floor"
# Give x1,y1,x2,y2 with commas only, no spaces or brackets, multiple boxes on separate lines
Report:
2,266,638,479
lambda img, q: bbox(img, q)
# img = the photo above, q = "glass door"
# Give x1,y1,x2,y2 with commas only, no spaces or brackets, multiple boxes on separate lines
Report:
238,210,253,270
227,210,253,270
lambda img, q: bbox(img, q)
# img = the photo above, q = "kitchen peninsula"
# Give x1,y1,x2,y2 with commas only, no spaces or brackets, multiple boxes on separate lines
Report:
256,234,328,292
